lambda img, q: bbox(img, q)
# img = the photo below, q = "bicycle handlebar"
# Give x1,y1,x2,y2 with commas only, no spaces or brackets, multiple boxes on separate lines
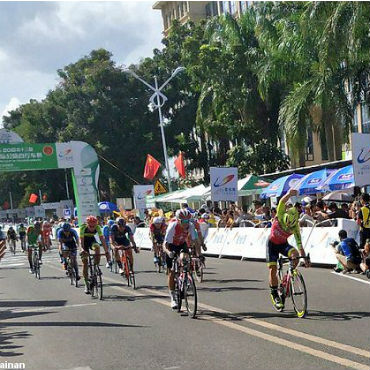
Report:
278,253,311,263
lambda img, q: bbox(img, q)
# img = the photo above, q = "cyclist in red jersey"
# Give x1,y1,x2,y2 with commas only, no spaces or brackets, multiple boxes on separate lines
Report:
163,209,191,309
267,188,309,309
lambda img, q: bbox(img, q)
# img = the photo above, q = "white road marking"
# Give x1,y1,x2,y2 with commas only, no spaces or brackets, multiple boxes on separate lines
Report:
330,271,370,285
0,263,25,267
8,303,97,314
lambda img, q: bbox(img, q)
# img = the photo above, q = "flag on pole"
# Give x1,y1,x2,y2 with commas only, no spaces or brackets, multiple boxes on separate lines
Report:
174,152,186,178
143,154,161,180
29,193,38,204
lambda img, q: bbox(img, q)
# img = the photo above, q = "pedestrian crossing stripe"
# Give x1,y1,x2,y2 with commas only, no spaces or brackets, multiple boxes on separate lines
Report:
154,179,167,195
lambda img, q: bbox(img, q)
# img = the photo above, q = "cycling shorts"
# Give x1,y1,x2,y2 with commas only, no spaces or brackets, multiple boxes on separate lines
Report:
166,242,189,269
266,239,296,267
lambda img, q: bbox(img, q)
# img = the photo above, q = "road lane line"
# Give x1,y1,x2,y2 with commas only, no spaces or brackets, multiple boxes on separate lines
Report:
9,303,97,314
330,271,370,285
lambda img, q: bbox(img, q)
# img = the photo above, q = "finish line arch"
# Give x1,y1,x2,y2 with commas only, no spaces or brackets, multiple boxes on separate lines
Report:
0,130,99,224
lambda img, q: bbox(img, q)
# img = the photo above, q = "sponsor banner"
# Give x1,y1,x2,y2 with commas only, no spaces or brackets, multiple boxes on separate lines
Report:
55,143,74,168
132,219,359,265
351,133,370,187
0,143,58,171
210,167,238,202
133,185,154,212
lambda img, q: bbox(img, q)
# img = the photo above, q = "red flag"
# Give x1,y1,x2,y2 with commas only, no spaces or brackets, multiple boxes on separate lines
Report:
29,193,38,204
174,152,186,178
2,201,9,210
143,154,161,180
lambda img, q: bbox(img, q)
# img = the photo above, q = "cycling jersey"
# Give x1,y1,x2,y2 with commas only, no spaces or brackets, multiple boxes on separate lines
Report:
269,201,302,248
79,223,102,250
27,226,40,246
111,224,132,247
58,229,79,249
102,225,111,244
18,227,26,239
7,230,17,240
149,223,166,236
164,219,192,246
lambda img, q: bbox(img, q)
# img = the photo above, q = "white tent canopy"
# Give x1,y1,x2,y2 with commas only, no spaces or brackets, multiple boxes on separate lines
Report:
154,184,208,204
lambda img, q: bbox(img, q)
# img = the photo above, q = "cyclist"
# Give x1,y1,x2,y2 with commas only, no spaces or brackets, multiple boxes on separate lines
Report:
189,215,207,263
18,223,27,252
27,221,42,273
80,215,111,294
41,220,52,251
163,209,192,309
150,217,167,265
7,226,17,252
267,188,309,309
103,219,115,268
110,217,138,275
58,222,80,280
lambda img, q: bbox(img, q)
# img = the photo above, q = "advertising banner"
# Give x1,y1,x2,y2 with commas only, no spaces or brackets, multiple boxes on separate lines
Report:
210,167,238,202
133,185,154,215
351,133,370,187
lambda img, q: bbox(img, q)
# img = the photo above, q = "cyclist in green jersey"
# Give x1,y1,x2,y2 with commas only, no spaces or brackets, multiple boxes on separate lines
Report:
80,215,111,294
27,221,42,273
267,189,309,309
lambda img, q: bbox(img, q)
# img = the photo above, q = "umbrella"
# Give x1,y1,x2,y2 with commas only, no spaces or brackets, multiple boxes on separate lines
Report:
323,189,354,202
238,175,271,196
293,169,331,195
317,165,354,191
98,201,119,213
260,173,304,199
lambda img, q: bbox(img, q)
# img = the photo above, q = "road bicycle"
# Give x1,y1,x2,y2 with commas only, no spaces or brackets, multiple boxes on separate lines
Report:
87,252,104,300
110,248,118,274
65,250,78,287
118,245,137,289
8,238,17,255
172,252,197,318
153,242,166,273
30,244,41,280
20,237,26,252
273,254,310,318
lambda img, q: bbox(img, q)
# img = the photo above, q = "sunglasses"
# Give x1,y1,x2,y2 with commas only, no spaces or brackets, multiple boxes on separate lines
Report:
180,219,190,224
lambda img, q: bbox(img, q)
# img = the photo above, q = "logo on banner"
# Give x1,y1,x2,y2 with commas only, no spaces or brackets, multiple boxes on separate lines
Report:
43,145,54,156
137,189,153,200
308,178,321,185
357,148,370,164
213,174,235,188
58,148,73,161
338,174,353,181
288,178,300,187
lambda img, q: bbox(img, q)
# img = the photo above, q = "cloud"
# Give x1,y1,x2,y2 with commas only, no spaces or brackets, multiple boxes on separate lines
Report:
0,1,163,121
1,97,21,127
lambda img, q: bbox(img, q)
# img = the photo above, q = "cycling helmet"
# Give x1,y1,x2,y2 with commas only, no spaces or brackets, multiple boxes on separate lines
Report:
201,213,210,220
107,219,115,227
116,217,126,226
175,209,191,221
86,215,98,227
153,217,163,224
20,223,24,228
283,207,298,228
9,226,13,230
62,222,71,231
34,221,40,228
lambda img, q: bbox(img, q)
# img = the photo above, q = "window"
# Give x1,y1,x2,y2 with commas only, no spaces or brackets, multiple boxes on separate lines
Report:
320,129,329,161
361,103,370,133
353,106,359,132
306,128,314,161
222,1,230,13
230,1,237,14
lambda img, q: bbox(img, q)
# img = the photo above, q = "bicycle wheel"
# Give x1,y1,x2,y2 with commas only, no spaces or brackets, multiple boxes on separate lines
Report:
69,265,75,286
35,258,40,280
157,255,162,273
122,256,131,287
184,273,197,318
96,266,103,300
290,270,307,318
128,260,136,289
176,276,183,313
194,260,203,283
12,241,16,255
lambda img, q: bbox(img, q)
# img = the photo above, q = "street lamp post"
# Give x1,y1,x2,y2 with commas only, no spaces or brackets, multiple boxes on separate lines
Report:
123,66,185,192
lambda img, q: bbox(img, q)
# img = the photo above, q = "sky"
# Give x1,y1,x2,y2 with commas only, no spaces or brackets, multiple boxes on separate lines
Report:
0,1,164,124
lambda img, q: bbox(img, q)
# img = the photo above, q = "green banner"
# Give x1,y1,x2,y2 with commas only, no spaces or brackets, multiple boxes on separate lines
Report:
0,143,58,171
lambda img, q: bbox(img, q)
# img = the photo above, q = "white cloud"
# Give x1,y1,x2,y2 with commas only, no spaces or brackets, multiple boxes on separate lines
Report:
1,97,21,127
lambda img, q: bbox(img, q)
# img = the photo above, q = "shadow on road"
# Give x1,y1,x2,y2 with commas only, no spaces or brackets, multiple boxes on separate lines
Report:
0,329,30,357
2,322,145,328
198,286,265,293
204,278,263,283
0,300,67,307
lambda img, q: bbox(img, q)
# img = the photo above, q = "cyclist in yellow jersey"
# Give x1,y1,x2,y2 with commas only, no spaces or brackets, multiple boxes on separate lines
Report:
80,215,111,294
267,189,309,309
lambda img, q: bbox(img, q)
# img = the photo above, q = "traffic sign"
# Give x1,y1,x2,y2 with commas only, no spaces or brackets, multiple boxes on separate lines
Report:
154,179,167,195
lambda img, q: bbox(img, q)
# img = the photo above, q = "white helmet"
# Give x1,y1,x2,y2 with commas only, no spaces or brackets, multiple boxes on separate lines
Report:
175,209,191,221
153,217,163,224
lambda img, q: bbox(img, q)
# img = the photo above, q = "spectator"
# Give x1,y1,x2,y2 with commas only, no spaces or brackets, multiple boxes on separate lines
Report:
234,205,253,226
332,229,362,273
314,200,328,223
299,205,314,227
356,193,370,248
327,202,350,219
359,239,370,278
340,203,349,217
253,200,264,220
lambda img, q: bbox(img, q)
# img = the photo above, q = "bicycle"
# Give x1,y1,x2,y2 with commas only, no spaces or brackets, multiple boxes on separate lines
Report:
65,250,78,287
30,244,41,280
119,246,136,289
110,248,118,274
87,252,104,300
20,237,26,252
153,242,166,273
172,252,197,318
273,254,310,318
8,238,17,255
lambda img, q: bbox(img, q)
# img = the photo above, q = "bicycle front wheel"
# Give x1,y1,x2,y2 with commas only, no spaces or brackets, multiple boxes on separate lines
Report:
96,267,103,300
184,273,197,318
290,270,307,318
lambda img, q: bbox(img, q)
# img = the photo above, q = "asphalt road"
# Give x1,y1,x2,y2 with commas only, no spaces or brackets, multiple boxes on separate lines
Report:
0,243,369,370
